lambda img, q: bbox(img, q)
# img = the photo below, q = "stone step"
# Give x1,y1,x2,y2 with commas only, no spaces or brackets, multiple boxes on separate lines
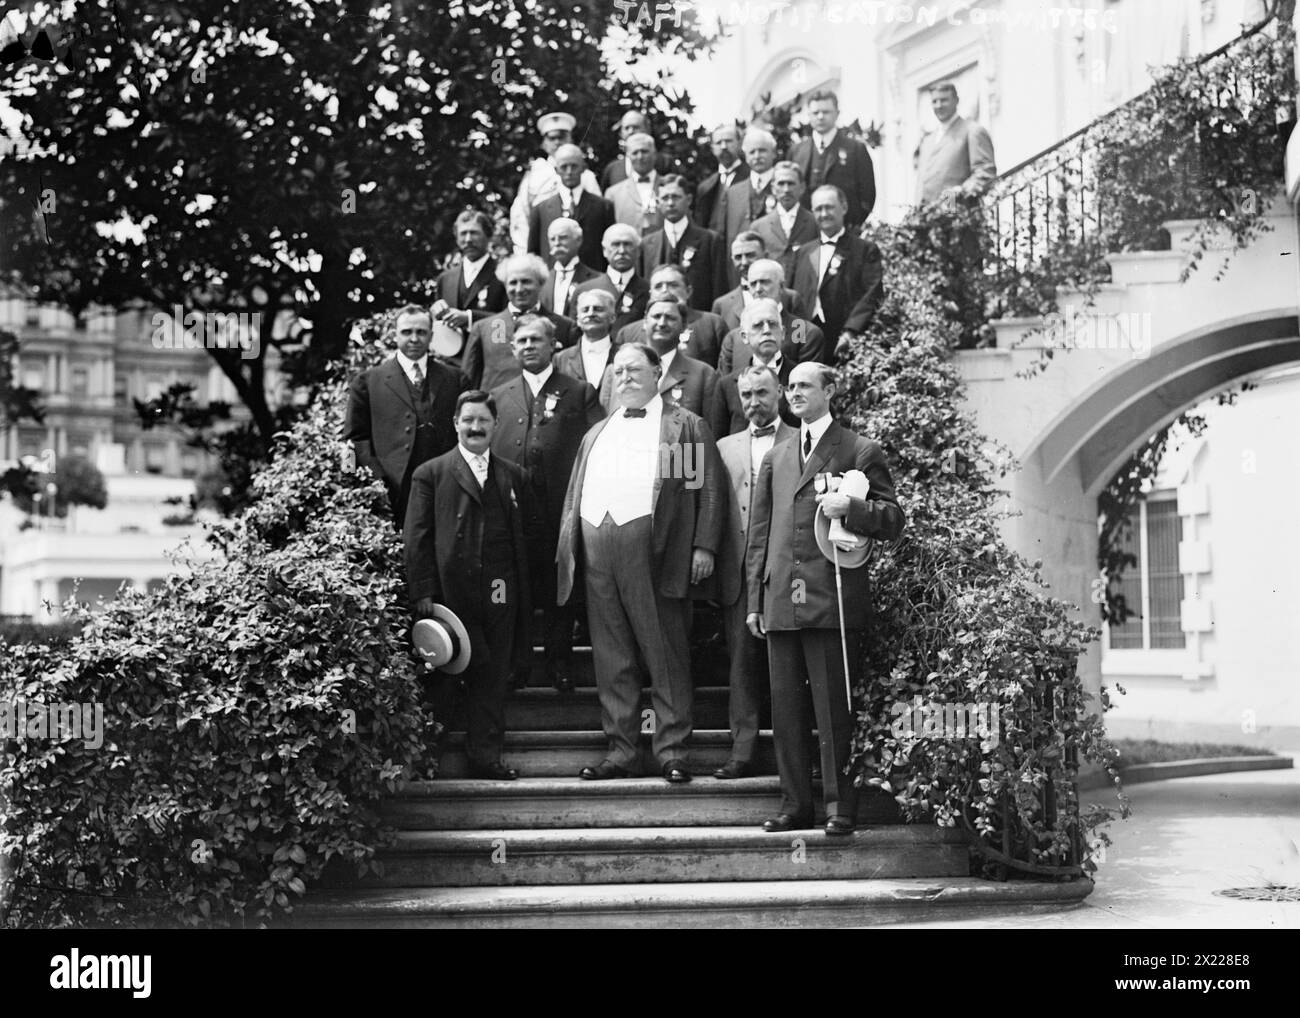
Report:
435,729,778,778
292,876,1092,929
475,686,735,731
383,776,900,830
352,825,968,888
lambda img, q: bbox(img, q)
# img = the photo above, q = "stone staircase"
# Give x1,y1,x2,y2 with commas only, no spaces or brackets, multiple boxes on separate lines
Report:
293,647,1092,927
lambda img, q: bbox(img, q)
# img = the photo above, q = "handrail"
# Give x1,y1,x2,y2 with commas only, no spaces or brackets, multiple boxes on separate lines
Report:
995,6,1280,182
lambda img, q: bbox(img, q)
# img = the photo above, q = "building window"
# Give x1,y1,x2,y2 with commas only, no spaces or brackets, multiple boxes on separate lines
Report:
22,361,44,391
180,451,200,478
1108,494,1185,650
71,367,89,395
144,445,167,475
114,374,128,400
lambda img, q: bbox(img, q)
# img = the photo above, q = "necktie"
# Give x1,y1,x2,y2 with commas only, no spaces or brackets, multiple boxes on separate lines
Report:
751,424,776,437
802,429,812,462
411,361,425,389
624,408,647,418
473,454,487,487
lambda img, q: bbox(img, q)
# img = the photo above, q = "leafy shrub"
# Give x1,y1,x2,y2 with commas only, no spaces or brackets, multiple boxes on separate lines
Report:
0,619,84,648
0,370,427,927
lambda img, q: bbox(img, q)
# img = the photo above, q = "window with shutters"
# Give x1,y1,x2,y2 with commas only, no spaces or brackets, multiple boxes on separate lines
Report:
1107,492,1185,651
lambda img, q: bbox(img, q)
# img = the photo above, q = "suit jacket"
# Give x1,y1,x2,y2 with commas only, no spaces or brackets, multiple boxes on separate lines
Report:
527,191,617,271
598,349,718,425
435,257,508,326
696,162,749,232
573,271,650,334
722,175,775,251
711,286,804,333
463,308,580,392
541,262,602,318
787,233,884,345
490,371,602,539
556,403,733,605
614,308,728,369
403,449,532,668
746,420,904,629
711,358,797,438
790,132,877,226
604,175,664,235
915,115,997,204
717,313,826,375
637,221,729,312
342,356,468,490
717,420,796,590
601,152,674,192
554,336,617,388
750,206,819,276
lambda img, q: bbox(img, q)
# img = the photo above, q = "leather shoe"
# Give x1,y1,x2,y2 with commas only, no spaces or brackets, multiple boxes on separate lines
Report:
762,813,814,833
579,761,632,780
712,759,753,780
468,761,519,781
662,762,691,784
547,664,574,693
824,816,855,837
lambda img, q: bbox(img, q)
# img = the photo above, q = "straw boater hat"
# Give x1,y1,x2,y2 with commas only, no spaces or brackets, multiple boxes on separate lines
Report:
814,469,875,569
412,604,472,675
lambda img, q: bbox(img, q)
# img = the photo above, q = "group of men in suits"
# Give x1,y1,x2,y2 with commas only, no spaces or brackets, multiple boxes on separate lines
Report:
344,292,905,833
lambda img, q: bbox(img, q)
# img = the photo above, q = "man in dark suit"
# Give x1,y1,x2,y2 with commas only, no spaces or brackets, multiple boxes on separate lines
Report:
711,299,798,438
432,210,508,360
344,304,470,524
712,235,804,333
555,288,618,389
539,218,601,319
601,297,718,424
695,124,748,232
746,362,905,834
615,264,728,368
572,223,649,334
638,175,728,312
789,90,876,228
528,144,616,271
463,254,579,392
405,389,533,781
557,342,732,783
788,185,883,361
714,362,795,777
717,259,824,374
750,162,818,277
721,128,778,259
490,316,603,692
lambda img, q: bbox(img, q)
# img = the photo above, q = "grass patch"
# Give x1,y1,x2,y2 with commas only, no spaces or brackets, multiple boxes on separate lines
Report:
1114,739,1276,767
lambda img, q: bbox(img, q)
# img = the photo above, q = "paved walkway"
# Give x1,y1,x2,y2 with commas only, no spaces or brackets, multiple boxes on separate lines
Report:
894,758,1300,928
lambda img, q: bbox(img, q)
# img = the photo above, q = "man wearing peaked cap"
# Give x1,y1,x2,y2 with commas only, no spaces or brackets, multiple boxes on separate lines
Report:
510,110,602,252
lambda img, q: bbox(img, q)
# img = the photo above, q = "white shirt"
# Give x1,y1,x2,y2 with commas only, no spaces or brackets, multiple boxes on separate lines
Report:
607,268,633,291
523,364,553,399
560,187,583,214
749,418,779,477
457,443,491,487
580,394,665,525
395,351,429,386
718,162,740,190
634,172,656,212
777,204,799,236
814,128,838,154
660,348,678,376
750,169,773,194
800,412,834,463
580,334,612,386
553,259,578,313
461,252,489,289
663,217,686,249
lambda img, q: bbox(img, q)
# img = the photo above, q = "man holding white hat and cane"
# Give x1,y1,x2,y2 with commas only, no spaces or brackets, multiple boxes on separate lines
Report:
745,362,904,836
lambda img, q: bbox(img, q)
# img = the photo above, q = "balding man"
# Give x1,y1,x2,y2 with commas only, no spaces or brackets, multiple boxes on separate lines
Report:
604,133,663,234
638,175,728,311
463,253,580,391
712,298,800,437
510,111,602,252
528,144,616,270
555,288,618,388
696,124,750,232
572,223,650,333
789,90,876,228
746,362,904,835
540,218,601,319
711,236,803,333
615,264,728,368
722,127,779,257
718,259,825,374
600,111,672,190
787,184,883,361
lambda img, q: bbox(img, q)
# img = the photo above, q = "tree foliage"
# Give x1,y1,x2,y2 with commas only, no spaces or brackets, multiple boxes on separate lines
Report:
10,453,108,517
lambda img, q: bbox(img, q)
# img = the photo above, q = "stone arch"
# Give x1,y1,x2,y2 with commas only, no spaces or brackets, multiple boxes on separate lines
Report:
740,48,836,119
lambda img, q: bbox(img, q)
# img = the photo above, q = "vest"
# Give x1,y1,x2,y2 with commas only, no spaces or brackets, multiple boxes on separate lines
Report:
404,370,441,478
808,142,835,193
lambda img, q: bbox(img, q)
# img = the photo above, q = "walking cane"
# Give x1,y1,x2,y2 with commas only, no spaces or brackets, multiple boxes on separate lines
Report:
832,544,852,713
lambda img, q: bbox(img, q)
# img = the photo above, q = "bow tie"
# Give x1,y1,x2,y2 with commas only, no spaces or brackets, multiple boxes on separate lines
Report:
751,424,776,437
820,237,839,246
624,408,648,418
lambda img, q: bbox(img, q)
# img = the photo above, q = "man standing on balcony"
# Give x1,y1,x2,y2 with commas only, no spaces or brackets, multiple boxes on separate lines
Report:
789,90,876,228
914,81,997,205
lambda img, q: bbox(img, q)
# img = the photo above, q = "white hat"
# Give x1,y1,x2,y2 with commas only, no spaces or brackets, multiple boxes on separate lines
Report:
537,111,576,136
412,604,472,674
814,469,875,569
